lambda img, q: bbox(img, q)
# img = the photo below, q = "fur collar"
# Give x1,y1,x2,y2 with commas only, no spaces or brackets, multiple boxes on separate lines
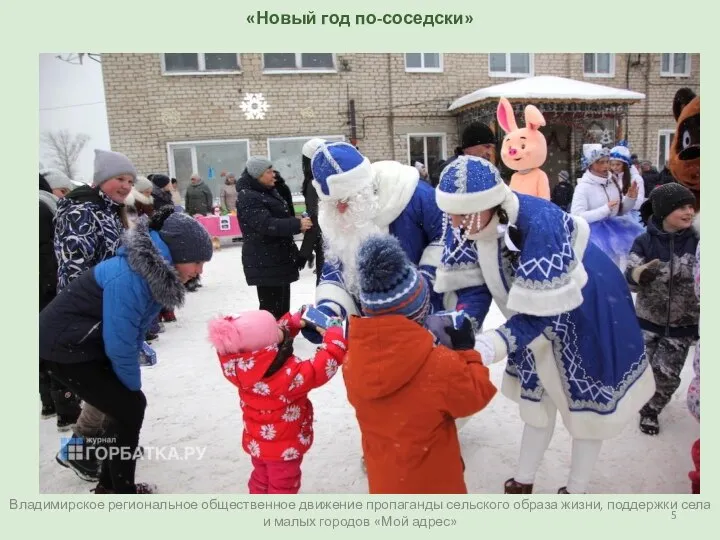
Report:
122,220,186,309
580,170,610,186
371,161,420,227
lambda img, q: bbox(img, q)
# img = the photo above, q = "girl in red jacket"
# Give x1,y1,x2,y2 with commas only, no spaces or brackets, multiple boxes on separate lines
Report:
208,309,347,494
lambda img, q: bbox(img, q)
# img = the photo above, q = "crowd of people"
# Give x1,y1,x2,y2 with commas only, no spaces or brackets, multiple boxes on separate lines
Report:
39,93,700,495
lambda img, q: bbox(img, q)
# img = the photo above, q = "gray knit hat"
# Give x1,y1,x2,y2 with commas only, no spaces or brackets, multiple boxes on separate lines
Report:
158,212,214,264
41,168,74,191
245,156,273,179
93,149,138,187
134,175,154,193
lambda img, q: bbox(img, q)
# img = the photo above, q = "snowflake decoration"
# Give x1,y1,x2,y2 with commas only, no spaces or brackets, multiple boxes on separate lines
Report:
247,439,261,457
240,93,269,120
325,359,338,379
282,447,300,461
160,108,181,127
282,405,302,422
260,424,276,440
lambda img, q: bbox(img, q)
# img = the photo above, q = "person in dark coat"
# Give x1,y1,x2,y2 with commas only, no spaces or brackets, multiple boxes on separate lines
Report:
298,140,325,284
185,174,214,216
39,172,82,427
148,173,175,212
550,170,575,212
235,157,313,318
273,171,296,217
40,208,213,494
147,173,178,322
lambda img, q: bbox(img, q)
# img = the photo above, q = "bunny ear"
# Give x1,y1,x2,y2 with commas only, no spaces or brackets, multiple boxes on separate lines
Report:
497,98,518,133
524,105,546,130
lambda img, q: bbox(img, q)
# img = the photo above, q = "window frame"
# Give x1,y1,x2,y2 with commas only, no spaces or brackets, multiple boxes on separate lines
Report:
488,53,534,78
404,53,444,73
160,53,242,76
262,53,338,74
583,53,615,78
660,53,691,77
266,135,346,197
657,129,676,169
406,132,448,168
166,139,251,197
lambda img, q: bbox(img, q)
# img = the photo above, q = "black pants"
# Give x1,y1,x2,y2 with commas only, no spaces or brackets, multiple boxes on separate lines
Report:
299,228,325,286
45,359,147,493
39,359,81,419
257,285,291,319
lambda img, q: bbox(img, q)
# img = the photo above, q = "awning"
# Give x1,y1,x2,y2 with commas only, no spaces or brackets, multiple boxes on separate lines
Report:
448,76,646,112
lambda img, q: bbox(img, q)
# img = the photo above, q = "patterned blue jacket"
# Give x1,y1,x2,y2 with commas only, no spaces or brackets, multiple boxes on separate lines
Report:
53,185,125,290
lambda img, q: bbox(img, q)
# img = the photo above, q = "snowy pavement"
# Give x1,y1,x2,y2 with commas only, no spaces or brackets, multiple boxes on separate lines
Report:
39,241,699,494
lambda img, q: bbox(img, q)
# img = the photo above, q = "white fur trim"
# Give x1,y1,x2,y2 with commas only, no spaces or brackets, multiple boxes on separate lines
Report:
315,282,360,317
302,138,326,159
506,264,588,316
477,332,501,365
372,161,420,228
442,290,459,311
314,158,373,202
434,266,485,294
501,336,657,439
436,181,508,216
419,242,443,268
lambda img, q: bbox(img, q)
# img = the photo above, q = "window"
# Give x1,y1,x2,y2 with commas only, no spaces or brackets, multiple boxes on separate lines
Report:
658,130,675,169
262,53,336,73
488,53,533,77
161,54,240,75
583,53,614,77
408,134,446,182
405,53,443,72
661,53,690,76
167,140,250,201
267,136,345,196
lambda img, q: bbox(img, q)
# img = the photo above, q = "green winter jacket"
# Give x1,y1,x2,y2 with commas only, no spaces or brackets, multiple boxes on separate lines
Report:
185,181,214,216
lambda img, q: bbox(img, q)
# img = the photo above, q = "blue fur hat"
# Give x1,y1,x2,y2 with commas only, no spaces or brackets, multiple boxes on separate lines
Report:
311,142,374,201
357,234,430,324
435,155,509,215
609,141,632,166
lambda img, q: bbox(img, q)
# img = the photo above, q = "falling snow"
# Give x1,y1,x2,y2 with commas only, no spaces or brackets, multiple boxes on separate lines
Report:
39,243,698,494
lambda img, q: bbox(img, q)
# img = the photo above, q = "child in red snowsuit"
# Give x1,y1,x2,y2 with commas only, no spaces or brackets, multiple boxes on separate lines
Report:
208,309,347,494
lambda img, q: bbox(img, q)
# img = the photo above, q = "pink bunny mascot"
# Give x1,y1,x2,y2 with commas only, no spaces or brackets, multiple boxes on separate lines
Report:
497,97,551,200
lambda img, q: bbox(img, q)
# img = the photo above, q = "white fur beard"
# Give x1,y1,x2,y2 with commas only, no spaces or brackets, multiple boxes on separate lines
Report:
319,186,382,296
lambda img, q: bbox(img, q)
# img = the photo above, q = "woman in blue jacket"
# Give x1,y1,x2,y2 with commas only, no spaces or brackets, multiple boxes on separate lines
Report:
40,207,213,494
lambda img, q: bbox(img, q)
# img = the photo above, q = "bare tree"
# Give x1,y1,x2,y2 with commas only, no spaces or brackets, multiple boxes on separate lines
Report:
41,130,91,179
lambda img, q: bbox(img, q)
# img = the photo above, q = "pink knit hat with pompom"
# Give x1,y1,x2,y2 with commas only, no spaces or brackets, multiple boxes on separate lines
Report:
207,310,279,355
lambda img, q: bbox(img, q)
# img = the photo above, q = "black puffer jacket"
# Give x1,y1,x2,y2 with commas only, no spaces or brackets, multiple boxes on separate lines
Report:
236,170,301,286
626,217,699,338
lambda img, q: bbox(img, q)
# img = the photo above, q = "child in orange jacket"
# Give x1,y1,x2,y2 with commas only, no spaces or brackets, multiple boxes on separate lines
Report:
208,309,347,494
343,234,497,494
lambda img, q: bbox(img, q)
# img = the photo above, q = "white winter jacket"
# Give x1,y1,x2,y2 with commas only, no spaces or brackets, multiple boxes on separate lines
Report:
570,170,637,223
629,165,645,210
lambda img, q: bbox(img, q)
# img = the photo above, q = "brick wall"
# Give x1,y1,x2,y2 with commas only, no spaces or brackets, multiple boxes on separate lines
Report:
101,53,700,181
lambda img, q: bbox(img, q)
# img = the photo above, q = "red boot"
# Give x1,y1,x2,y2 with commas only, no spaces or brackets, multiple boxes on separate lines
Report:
689,438,700,494
160,310,176,323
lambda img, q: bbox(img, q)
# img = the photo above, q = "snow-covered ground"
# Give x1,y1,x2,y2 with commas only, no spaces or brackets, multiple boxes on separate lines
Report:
39,241,699,494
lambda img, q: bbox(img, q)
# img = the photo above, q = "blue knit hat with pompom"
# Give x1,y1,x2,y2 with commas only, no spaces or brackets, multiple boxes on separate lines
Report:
357,234,430,324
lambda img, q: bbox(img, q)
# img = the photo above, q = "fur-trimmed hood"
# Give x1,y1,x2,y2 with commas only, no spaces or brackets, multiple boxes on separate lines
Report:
118,220,186,309
125,188,154,208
